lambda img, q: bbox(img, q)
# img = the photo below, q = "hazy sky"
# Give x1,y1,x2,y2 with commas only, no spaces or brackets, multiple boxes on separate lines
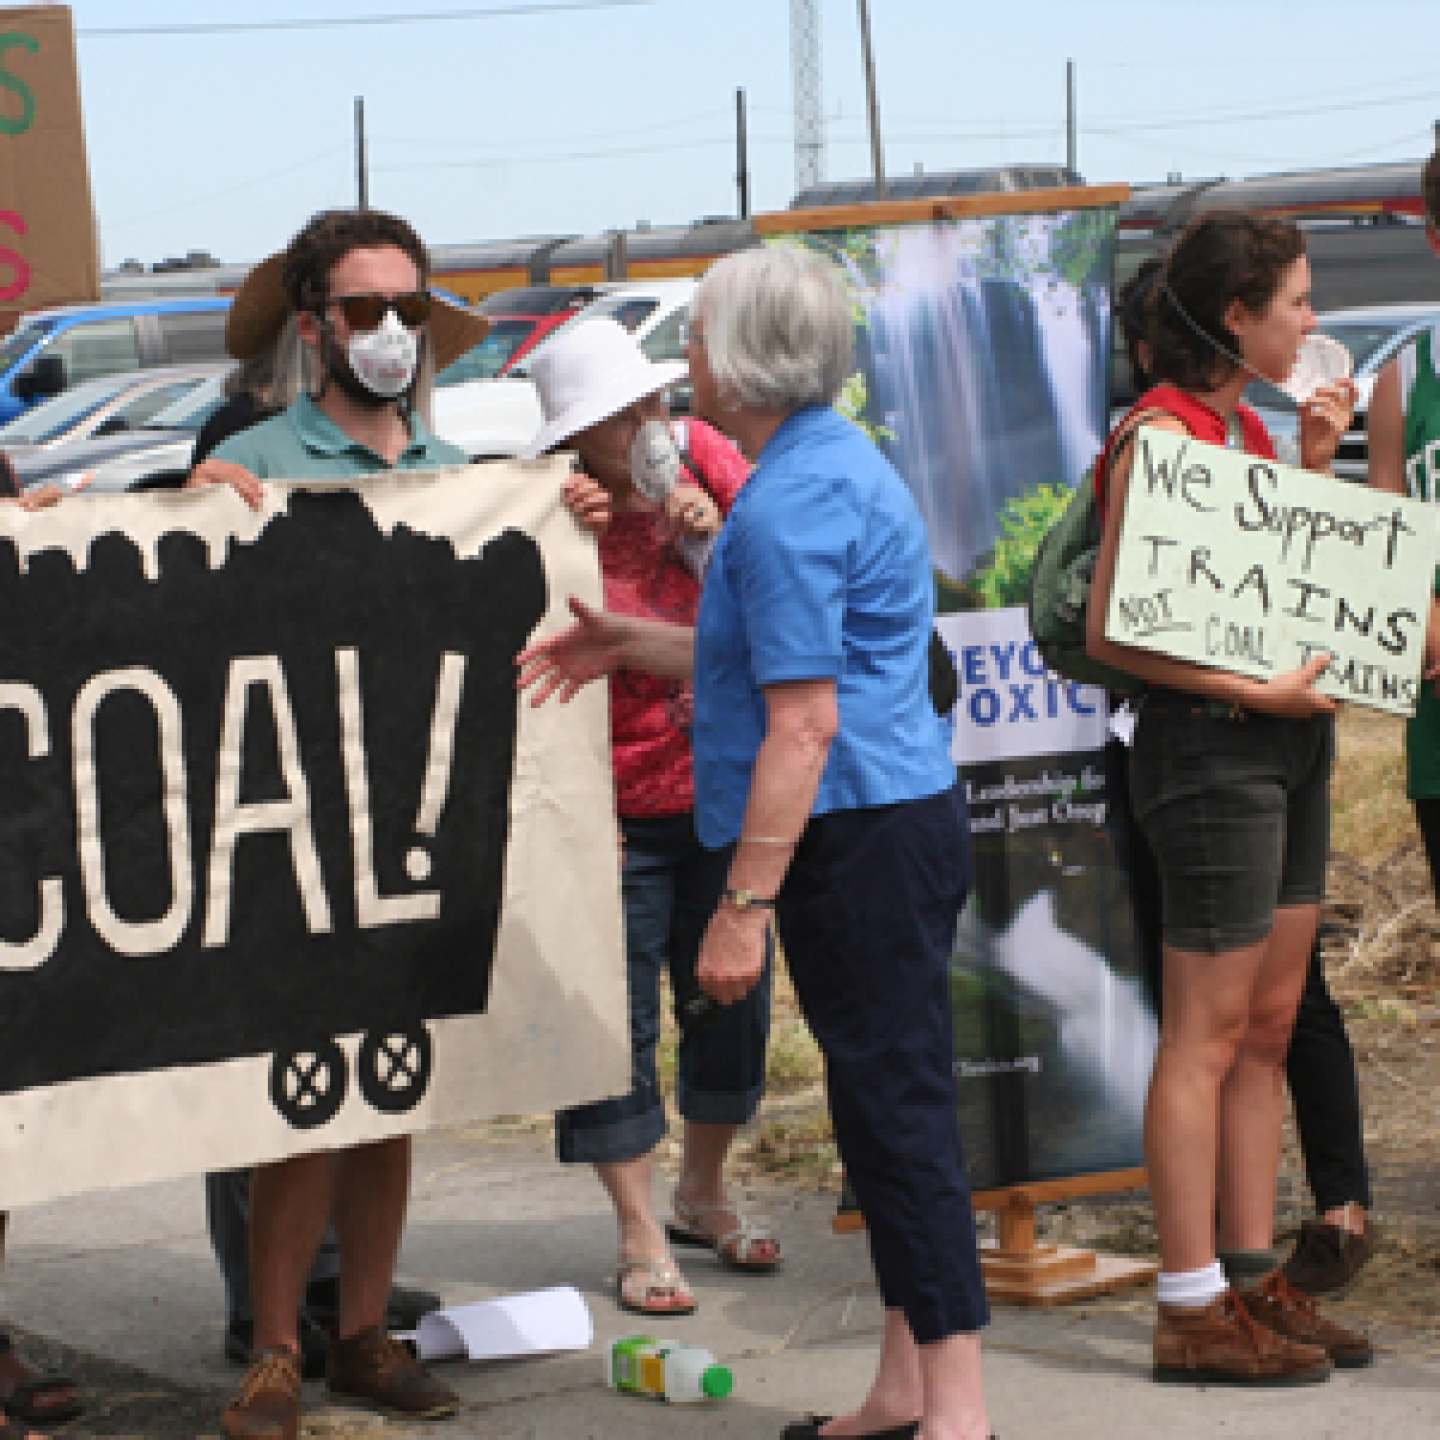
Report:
49,0,1440,269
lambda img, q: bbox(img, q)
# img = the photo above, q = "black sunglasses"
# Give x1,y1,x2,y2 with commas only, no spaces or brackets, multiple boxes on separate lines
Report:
327,290,432,331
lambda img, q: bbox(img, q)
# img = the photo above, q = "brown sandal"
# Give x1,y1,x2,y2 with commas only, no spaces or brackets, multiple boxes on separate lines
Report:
0,1333,81,1427
0,1421,48,1440
221,1346,300,1440
328,1325,458,1419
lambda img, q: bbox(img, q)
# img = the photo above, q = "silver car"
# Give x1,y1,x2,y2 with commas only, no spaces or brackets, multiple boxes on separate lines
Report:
0,364,226,479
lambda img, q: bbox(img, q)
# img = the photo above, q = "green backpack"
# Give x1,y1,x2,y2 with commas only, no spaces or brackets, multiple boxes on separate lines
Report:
1025,409,1168,697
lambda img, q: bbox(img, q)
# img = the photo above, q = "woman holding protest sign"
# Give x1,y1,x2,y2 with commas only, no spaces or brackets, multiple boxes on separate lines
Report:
519,245,991,1440
1084,211,1371,1384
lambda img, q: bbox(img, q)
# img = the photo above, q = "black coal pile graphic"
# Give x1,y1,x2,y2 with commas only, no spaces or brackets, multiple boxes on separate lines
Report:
0,489,546,1124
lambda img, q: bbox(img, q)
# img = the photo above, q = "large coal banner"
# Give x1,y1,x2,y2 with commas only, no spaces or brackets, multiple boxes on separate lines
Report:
0,461,627,1208
761,189,1155,1190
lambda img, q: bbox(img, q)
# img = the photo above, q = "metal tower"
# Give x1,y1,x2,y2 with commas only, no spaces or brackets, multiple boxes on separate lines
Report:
790,0,825,196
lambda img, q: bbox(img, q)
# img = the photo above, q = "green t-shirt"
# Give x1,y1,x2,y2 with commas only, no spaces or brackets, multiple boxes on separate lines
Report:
1402,328,1440,798
211,393,467,479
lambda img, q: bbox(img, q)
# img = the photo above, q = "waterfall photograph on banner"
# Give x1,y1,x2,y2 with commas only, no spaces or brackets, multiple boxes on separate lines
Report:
769,201,1152,1189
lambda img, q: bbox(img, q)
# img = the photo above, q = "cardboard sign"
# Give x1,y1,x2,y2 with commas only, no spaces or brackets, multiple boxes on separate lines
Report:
0,5,99,316
0,460,628,1208
1105,426,1438,716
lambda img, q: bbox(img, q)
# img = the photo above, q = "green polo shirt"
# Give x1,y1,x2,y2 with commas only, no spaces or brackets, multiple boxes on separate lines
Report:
211,393,466,479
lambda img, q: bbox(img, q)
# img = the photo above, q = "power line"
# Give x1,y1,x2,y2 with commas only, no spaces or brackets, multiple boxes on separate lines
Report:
78,1,651,39
374,109,731,151
106,146,349,229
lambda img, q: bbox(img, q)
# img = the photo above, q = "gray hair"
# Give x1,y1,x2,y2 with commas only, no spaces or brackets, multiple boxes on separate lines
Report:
226,314,299,404
694,245,853,413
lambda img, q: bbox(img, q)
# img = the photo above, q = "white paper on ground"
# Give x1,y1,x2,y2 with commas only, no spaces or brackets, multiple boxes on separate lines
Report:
397,1286,594,1363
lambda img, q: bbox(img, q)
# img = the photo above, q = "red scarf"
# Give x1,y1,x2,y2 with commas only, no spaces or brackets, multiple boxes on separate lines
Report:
1095,383,1276,522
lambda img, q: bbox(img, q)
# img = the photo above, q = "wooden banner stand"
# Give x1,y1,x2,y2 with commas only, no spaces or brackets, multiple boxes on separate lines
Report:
834,1167,1157,1306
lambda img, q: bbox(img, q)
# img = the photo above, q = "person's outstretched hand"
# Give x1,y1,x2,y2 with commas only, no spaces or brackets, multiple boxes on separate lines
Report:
516,596,628,705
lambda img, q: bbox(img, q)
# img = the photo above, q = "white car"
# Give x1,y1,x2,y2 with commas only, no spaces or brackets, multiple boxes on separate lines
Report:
431,374,543,460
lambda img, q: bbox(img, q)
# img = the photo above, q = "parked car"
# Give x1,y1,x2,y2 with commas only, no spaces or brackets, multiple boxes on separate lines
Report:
0,297,231,425
432,375,544,460
436,285,601,386
520,278,695,372
1246,303,1440,482
41,369,232,494
428,280,696,459
0,365,226,471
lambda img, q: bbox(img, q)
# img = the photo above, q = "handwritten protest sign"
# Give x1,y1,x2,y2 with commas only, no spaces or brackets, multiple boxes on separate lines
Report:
1104,426,1438,716
0,5,99,317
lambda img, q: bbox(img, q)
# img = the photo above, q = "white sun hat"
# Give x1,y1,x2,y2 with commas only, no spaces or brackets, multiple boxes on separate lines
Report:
522,316,687,460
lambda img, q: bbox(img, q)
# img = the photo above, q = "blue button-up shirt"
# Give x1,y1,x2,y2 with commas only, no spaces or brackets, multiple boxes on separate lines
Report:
212,394,466,479
692,405,954,847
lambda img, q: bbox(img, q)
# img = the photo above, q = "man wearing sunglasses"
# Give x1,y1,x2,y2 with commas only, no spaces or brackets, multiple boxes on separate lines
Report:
188,208,474,1440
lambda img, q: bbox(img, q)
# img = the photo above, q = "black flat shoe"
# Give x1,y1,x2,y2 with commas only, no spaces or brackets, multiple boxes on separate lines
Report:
781,1417,919,1440
780,1419,997,1440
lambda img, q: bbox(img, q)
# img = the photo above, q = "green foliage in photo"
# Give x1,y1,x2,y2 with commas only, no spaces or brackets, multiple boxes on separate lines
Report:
968,481,1075,608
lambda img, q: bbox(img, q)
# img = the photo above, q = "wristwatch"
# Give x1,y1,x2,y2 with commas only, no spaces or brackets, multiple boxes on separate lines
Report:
721,887,775,912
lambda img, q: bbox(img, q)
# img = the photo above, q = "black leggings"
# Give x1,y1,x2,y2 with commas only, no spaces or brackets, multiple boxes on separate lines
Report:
1285,934,1371,1213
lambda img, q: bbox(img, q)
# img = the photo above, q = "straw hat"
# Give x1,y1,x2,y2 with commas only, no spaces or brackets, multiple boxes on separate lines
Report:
224,250,489,370
521,317,687,460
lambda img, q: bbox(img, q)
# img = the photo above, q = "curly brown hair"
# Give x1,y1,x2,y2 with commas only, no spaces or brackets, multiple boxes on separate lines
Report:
281,208,430,315
1145,210,1305,391
1422,149,1440,228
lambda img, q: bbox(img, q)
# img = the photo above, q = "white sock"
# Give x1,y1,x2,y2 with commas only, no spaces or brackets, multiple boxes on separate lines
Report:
1157,1261,1228,1309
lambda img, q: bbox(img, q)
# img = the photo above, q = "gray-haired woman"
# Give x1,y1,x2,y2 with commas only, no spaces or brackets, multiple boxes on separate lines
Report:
521,244,991,1440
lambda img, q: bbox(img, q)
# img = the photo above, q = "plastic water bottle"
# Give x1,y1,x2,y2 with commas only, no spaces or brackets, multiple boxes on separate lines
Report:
606,1335,734,1403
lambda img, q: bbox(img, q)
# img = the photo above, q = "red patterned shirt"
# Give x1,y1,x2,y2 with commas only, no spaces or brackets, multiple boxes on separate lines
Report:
602,419,749,817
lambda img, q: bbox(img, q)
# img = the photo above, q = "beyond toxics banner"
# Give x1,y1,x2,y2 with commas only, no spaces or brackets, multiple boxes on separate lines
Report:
0,461,628,1208
762,193,1154,1190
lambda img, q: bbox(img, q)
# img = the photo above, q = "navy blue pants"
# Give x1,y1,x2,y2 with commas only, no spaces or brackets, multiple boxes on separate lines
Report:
778,784,989,1343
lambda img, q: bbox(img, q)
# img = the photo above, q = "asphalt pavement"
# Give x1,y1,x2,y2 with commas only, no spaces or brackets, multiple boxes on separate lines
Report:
3,1128,1435,1438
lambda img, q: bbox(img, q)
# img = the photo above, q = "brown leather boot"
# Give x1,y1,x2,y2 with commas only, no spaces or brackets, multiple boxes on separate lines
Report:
221,1347,300,1439
1239,1269,1375,1368
328,1324,459,1419
1153,1290,1333,1385
1281,1213,1378,1296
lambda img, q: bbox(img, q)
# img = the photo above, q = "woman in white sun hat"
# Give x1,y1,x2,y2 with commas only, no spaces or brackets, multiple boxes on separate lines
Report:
526,316,781,1316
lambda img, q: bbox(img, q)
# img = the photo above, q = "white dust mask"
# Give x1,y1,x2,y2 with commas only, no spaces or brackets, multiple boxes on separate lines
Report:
629,418,681,503
1278,333,1352,404
347,309,419,399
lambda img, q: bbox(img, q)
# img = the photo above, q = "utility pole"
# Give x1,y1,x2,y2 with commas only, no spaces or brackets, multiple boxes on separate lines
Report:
790,0,824,196
856,0,886,199
1066,59,1077,177
736,87,751,220
354,95,369,210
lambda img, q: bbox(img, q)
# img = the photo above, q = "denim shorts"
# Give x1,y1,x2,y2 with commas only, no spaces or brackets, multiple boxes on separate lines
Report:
1128,691,1333,954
